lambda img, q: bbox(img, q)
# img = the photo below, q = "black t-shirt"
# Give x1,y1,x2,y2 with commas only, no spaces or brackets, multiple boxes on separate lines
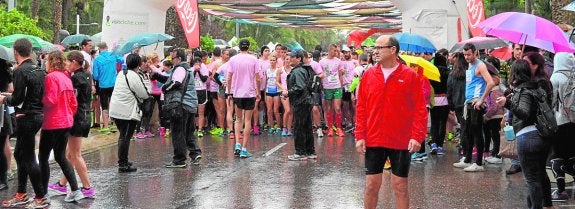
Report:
71,69,93,112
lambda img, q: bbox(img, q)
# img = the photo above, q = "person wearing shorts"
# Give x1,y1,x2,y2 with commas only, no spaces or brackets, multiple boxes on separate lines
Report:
192,57,209,137
265,55,281,134
228,39,261,158
319,44,344,137
355,35,427,209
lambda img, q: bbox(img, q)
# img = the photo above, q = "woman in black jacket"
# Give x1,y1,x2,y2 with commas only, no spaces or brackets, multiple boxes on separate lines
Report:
496,60,552,209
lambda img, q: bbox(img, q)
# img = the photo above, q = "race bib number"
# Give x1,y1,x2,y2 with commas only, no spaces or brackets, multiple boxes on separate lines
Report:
328,75,338,83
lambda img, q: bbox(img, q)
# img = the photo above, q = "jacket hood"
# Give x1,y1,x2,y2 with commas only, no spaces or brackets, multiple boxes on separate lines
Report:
98,51,118,62
553,52,575,73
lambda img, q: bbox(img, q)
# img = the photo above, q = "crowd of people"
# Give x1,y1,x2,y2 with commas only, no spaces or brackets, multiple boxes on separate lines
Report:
0,33,574,208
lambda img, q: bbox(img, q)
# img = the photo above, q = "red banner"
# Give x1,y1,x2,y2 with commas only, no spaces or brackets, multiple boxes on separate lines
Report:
174,0,200,48
467,0,486,37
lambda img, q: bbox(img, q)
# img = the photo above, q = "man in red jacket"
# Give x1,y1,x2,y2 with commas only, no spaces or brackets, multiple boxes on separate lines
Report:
355,35,428,209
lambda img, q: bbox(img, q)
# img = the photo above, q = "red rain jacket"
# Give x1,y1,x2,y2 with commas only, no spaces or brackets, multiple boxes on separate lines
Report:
355,62,428,149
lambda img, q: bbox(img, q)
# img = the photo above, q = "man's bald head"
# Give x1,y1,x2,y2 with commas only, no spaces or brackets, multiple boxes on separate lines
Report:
375,35,399,55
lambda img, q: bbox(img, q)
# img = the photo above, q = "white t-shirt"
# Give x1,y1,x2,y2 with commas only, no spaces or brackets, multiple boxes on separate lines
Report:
81,51,93,73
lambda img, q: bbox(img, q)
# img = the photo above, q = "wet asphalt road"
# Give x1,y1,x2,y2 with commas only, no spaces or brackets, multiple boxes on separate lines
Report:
1,133,574,209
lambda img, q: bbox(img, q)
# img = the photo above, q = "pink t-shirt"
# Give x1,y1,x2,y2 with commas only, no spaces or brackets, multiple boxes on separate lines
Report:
319,57,342,89
207,58,222,92
258,59,270,91
340,59,357,89
280,68,289,91
194,63,210,91
229,53,259,98
217,62,231,94
310,60,323,75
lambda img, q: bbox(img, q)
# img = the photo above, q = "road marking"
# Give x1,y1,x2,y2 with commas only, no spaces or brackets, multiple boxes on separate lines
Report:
263,143,287,157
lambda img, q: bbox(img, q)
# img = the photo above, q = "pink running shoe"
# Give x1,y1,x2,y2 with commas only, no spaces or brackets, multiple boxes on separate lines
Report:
253,125,260,135
48,182,67,195
135,132,146,139
159,127,166,137
81,187,95,199
145,131,155,138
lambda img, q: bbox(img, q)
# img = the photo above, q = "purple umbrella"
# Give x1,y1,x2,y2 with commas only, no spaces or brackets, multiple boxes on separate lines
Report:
478,12,575,53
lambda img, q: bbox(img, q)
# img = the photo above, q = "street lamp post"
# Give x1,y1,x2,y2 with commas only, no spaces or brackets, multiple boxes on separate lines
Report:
76,14,99,34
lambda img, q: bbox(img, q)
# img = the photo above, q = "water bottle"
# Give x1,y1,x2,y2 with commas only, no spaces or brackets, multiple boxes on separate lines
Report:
503,122,515,141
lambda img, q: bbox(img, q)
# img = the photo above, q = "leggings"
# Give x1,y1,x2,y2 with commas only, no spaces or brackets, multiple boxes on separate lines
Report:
152,95,166,128
14,114,44,197
136,98,155,132
38,128,79,194
430,105,449,147
115,119,138,166
483,118,502,156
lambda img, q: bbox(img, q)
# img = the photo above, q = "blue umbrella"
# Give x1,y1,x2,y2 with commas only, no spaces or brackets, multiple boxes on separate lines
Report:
562,1,575,12
113,33,174,55
61,34,90,45
392,32,436,53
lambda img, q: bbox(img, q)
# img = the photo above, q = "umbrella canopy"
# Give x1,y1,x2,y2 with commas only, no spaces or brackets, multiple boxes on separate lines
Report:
91,32,102,46
362,37,375,47
113,33,174,55
562,1,575,12
0,45,15,62
61,34,90,45
0,34,54,50
490,46,512,60
399,54,440,82
393,33,436,53
478,12,575,53
450,37,508,53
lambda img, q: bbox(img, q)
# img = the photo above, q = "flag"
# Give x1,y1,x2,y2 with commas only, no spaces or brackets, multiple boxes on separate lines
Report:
467,0,486,37
174,0,200,48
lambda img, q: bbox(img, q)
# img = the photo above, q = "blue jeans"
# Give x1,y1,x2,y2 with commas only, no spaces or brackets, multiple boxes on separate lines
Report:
517,130,552,209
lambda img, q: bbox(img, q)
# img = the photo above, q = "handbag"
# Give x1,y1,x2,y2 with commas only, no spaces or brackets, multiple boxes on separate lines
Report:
498,115,518,158
162,70,190,118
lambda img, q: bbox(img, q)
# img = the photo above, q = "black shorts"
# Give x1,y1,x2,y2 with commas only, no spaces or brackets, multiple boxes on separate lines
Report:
266,93,279,97
197,90,208,105
342,91,352,102
99,87,114,110
70,111,90,137
234,97,256,110
365,147,411,177
208,91,218,100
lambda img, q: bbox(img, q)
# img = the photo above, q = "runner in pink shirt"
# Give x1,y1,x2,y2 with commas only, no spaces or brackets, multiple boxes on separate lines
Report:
215,49,235,136
227,40,260,158
305,52,325,138
207,48,224,136
254,46,271,135
319,44,345,137
340,46,359,133
194,55,210,137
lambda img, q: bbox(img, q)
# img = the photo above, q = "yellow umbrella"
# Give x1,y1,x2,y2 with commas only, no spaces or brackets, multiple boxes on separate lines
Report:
399,55,440,82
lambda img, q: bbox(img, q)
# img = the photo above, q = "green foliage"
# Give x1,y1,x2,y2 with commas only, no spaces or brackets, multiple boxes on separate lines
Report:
0,9,49,39
200,35,215,52
533,0,551,20
231,36,259,52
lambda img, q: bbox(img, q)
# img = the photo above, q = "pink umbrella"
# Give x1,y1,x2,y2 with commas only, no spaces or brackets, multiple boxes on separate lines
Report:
478,12,575,53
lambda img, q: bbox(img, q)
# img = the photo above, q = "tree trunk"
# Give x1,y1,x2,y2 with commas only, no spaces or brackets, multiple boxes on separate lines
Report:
53,0,63,43
31,0,40,20
62,0,70,32
525,0,532,13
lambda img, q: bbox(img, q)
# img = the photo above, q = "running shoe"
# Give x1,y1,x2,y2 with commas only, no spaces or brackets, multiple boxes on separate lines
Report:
25,197,50,209
159,127,166,137
335,128,345,137
165,129,171,137
98,128,111,134
307,154,318,159
281,128,288,137
384,159,391,170
268,128,275,134
436,147,445,155
551,190,569,202
463,163,485,172
234,144,241,156
64,190,85,202
191,155,202,165
230,131,235,139
288,154,307,161
145,131,155,138
197,130,204,137
135,132,146,139
430,143,438,155
286,131,293,136
327,129,334,137
164,162,186,168
2,193,32,207
253,126,260,135
447,132,454,141
240,149,253,158
81,187,95,199
485,156,503,164
48,182,68,195
316,128,324,137
453,158,471,168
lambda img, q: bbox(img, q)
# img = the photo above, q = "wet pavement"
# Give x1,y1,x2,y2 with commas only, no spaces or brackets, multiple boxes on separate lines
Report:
1,132,574,208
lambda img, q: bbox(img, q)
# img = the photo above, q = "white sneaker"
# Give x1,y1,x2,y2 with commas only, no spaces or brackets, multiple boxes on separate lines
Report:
316,128,324,137
64,190,85,202
463,163,485,172
453,161,472,168
485,157,503,164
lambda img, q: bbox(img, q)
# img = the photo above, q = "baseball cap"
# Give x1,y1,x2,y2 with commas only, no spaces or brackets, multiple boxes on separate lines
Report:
239,39,250,50
341,45,351,52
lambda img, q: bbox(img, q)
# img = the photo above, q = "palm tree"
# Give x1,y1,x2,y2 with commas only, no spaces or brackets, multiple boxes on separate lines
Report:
53,0,63,43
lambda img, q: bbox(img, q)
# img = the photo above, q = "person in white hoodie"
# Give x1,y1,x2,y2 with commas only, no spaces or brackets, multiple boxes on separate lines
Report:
549,52,575,202
109,54,150,173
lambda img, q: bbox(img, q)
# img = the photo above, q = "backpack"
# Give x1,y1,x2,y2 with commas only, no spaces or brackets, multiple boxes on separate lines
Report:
303,64,322,93
531,88,558,138
557,71,575,123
